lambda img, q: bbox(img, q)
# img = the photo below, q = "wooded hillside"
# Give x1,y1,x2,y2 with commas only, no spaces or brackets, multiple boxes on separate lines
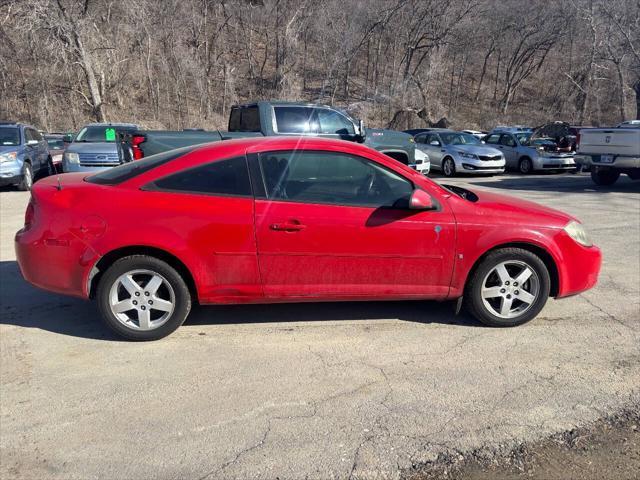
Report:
1,0,639,132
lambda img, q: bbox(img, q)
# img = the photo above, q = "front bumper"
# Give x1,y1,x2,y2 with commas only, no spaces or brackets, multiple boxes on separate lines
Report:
455,156,505,174
533,155,576,170
62,162,113,173
554,231,602,298
0,163,23,186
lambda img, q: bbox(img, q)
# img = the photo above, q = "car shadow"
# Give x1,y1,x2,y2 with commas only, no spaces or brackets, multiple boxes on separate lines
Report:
0,260,482,341
470,174,639,194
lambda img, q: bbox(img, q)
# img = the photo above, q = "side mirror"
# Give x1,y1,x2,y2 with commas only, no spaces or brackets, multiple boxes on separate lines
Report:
357,119,366,142
27,139,39,146
429,140,440,146
409,189,436,210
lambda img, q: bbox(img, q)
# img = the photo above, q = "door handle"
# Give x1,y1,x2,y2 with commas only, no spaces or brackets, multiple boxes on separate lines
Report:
270,221,306,232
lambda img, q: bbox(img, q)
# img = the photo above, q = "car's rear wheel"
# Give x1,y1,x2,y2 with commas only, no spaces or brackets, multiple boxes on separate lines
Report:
591,169,620,186
97,255,192,340
464,248,550,327
17,163,33,191
518,157,533,174
442,157,456,177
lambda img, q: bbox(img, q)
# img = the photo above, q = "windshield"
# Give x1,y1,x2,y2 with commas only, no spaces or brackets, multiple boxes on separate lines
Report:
74,126,135,143
440,132,481,146
0,127,20,146
45,137,65,149
515,133,532,145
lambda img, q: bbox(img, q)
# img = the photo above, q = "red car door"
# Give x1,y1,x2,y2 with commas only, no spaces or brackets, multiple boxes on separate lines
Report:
252,150,456,299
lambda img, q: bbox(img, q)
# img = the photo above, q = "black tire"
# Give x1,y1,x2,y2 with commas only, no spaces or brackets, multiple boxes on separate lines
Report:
17,162,33,191
518,157,533,174
463,248,551,327
591,169,620,186
46,157,55,177
442,157,456,177
96,255,192,340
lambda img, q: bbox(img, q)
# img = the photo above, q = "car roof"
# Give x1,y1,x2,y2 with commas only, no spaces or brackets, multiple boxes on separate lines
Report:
233,100,340,110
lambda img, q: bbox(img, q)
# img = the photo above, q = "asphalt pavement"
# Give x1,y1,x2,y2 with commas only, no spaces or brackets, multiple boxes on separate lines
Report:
1,172,638,479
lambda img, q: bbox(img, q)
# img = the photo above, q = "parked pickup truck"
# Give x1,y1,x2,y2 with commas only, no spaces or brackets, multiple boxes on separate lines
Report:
577,124,640,185
120,101,426,172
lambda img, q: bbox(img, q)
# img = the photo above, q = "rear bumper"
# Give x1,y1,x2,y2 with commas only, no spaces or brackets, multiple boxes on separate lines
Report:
15,225,98,299
589,155,640,169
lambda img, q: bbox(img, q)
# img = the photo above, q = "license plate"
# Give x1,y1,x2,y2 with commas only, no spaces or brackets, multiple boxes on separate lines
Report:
600,154,614,163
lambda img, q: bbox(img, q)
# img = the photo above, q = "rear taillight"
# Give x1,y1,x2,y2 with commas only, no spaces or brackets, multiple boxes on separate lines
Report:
24,199,35,228
131,135,146,160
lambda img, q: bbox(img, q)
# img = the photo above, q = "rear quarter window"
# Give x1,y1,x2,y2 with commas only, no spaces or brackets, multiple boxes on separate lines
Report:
86,146,197,185
146,156,251,197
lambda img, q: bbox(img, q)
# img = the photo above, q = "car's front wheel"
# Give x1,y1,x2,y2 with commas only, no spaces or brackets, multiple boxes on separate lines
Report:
442,157,456,177
518,157,533,174
17,163,33,191
97,255,192,340
464,248,550,327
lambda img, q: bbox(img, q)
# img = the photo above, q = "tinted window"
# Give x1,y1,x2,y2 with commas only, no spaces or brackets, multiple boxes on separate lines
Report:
150,156,251,196
45,136,65,149
1,127,20,146
485,134,501,145
500,135,516,147
273,107,318,133
316,109,355,135
229,106,261,132
30,129,43,141
414,134,427,144
259,150,412,208
426,134,440,145
87,146,197,185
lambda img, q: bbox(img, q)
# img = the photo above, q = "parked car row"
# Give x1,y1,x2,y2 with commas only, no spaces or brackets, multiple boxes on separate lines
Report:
3,108,638,190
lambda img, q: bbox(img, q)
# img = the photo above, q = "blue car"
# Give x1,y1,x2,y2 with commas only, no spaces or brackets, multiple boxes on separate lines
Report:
0,122,52,190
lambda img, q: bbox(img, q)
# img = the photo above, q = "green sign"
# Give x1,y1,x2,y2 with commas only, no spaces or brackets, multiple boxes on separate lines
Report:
105,128,116,142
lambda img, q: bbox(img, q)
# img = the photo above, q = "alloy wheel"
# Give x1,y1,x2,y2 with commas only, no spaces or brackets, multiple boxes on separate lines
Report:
109,269,175,331
480,260,539,319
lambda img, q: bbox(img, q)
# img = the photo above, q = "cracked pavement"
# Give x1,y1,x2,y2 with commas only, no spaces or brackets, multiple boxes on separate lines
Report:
1,173,639,479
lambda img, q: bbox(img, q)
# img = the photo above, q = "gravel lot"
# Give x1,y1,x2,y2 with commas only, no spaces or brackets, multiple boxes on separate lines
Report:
1,173,639,479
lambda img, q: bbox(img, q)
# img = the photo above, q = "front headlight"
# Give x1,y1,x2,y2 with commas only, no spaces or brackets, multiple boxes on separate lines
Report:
0,151,17,163
64,152,79,164
564,221,592,247
457,151,478,159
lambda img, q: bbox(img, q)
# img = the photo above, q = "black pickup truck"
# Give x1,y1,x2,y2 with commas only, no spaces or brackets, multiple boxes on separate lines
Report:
120,101,424,170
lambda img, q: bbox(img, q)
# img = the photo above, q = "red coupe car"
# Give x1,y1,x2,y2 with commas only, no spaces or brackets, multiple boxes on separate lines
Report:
15,137,601,340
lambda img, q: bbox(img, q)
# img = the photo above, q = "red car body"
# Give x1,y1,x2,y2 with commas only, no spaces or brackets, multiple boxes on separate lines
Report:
15,137,600,314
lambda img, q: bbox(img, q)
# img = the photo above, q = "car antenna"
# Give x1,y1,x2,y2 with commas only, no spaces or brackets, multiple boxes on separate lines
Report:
56,175,62,191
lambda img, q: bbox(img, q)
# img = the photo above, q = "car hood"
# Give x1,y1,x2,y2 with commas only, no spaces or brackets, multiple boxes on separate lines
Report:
446,185,574,228
66,142,118,154
447,144,502,156
364,128,415,150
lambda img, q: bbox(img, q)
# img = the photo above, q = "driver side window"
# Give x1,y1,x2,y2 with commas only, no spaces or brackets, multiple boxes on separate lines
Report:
259,151,413,208
500,135,516,147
